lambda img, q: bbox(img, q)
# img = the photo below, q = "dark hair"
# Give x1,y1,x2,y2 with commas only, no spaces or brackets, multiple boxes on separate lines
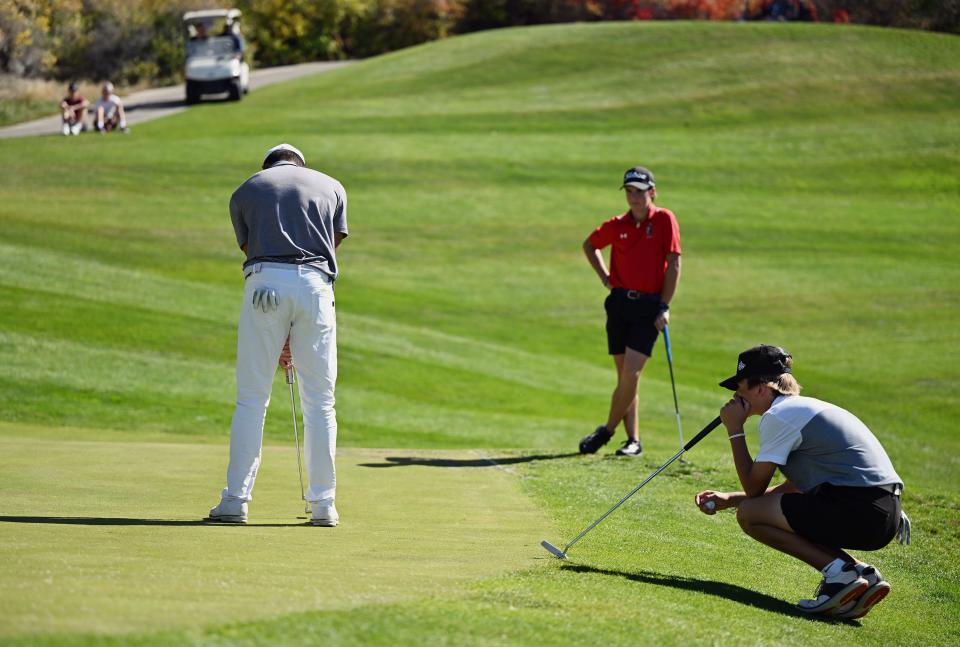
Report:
262,150,304,169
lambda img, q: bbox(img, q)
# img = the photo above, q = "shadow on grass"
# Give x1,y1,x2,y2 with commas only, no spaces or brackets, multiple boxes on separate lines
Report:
0,516,307,527
562,564,856,624
358,452,580,469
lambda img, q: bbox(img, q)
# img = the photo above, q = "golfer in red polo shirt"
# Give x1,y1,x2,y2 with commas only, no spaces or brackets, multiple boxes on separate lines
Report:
580,166,682,456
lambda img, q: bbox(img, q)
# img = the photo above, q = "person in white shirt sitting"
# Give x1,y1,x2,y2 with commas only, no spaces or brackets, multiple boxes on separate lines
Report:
93,82,128,133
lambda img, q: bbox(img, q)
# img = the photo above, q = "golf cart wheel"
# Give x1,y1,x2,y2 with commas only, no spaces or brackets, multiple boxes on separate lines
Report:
228,79,242,101
185,81,200,105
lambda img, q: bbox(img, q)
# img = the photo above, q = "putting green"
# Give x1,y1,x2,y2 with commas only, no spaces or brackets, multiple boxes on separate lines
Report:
0,428,553,638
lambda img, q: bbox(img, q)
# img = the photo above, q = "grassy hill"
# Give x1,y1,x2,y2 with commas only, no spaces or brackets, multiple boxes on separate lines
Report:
0,21,958,645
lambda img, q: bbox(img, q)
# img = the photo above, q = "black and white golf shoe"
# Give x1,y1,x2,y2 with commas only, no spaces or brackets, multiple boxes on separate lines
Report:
615,439,643,456
579,426,614,454
796,562,869,615
833,564,891,620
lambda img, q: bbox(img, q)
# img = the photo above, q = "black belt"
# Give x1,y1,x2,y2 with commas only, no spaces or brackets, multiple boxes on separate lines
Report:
612,288,658,301
877,483,903,496
816,482,902,497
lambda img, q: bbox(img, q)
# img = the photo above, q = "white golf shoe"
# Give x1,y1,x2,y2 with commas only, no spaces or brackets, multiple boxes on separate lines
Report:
833,564,891,620
310,502,339,527
205,499,248,524
796,561,868,614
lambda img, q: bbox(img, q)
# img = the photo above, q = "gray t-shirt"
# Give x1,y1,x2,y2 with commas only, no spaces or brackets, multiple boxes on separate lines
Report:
756,395,903,493
230,161,348,279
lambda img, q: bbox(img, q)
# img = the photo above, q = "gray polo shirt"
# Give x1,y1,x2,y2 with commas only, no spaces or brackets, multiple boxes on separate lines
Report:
230,161,348,280
756,395,903,493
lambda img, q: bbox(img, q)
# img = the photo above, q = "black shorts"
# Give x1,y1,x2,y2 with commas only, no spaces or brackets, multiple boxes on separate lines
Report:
781,483,901,550
604,289,661,356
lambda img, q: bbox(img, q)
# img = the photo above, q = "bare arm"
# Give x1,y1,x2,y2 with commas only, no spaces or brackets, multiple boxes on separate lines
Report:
721,397,778,497
582,238,610,288
660,253,681,305
335,232,346,249
769,480,801,499
698,478,796,512
654,253,681,330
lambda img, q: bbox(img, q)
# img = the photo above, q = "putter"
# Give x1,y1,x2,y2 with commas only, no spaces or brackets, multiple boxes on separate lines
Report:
663,326,686,462
285,366,310,515
541,415,722,560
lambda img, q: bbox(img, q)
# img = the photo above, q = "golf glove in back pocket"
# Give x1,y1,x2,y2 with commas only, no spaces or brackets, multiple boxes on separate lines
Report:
896,510,911,545
252,287,279,313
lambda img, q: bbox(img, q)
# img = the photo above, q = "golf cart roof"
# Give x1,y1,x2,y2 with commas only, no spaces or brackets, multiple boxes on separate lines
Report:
183,9,241,24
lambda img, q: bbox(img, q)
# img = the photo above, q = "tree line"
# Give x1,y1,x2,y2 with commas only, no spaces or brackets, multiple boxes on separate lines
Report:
2,0,956,87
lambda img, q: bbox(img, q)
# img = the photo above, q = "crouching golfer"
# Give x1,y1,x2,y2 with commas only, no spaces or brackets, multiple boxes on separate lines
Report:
579,166,681,456
207,143,348,527
696,345,909,619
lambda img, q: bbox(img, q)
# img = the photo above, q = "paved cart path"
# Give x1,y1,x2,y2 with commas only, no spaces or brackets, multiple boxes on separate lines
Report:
0,61,351,139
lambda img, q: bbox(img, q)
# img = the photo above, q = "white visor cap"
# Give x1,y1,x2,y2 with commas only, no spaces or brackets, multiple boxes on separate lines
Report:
263,143,305,166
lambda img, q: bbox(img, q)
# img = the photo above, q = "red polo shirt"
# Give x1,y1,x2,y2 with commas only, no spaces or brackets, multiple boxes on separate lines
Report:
588,206,681,293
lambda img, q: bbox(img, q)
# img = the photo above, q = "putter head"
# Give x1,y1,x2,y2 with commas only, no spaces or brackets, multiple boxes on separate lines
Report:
540,540,567,560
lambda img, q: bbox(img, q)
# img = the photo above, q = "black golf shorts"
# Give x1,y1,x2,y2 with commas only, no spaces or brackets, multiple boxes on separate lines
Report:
781,483,901,550
604,289,660,356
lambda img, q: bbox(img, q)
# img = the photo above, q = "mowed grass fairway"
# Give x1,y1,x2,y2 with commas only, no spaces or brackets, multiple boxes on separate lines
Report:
1,20,958,645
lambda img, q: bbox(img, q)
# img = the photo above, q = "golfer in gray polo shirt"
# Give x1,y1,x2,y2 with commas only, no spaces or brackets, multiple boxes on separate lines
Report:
208,143,347,527
695,345,909,620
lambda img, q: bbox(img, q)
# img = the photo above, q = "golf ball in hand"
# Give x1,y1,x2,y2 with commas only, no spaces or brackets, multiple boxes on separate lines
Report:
704,500,716,511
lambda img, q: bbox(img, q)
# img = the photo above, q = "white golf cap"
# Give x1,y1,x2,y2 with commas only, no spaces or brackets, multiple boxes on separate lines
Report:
263,143,305,166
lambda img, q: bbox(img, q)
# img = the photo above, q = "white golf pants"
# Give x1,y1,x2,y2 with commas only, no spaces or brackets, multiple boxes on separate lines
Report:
222,263,338,504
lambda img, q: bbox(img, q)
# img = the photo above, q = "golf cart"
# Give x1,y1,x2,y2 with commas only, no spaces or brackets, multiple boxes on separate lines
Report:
183,9,249,104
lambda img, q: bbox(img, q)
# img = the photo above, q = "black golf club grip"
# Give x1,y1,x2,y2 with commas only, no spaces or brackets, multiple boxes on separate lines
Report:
682,416,722,452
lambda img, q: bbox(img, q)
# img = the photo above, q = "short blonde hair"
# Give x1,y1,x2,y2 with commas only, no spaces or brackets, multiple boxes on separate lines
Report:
768,373,801,396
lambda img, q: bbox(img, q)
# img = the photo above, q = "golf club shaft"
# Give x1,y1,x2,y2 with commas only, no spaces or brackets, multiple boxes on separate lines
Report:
563,448,684,553
563,415,722,554
663,326,685,449
285,366,307,504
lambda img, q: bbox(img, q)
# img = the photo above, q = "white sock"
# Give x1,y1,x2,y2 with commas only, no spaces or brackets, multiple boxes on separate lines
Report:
62,123,70,135
119,120,127,129
821,558,847,579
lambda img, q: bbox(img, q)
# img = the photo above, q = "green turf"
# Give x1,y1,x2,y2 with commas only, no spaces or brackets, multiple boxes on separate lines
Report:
0,20,958,645
0,427,552,638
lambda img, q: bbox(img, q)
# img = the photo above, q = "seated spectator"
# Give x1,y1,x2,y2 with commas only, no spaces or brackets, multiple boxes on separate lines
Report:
94,82,128,134
60,82,88,136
